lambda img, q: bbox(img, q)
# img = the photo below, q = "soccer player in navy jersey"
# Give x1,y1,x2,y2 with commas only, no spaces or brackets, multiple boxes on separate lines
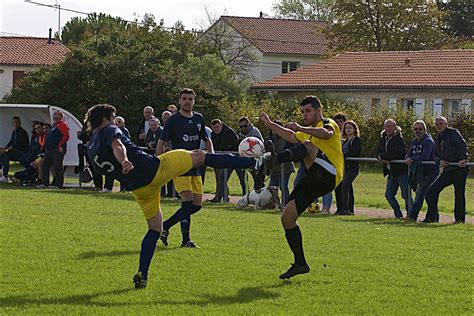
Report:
86,103,263,289
156,88,213,248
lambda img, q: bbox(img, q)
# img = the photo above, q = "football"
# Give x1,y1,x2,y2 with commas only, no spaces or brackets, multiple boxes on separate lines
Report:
238,137,265,158
307,202,320,214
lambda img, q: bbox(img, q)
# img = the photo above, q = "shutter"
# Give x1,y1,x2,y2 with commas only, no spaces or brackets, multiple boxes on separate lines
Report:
461,99,472,113
388,97,397,110
432,99,442,116
414,99,425,117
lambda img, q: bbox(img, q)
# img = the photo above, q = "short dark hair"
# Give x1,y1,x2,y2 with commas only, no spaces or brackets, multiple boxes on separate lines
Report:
333,112,347,122
299,95,321,109
12,116,21,122
87,104,117,129
179,88,196,97
211,119,222,126
43,123,51,128
238,116,250,124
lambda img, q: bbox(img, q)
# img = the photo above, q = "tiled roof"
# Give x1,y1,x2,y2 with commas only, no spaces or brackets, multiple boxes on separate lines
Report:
253,50,474,89
0,36,69,66
220,16,328,55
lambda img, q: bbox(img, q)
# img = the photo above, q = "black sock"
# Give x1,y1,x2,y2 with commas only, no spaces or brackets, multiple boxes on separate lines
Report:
191,205,202,215
278,144,308,163
285,226,307,266
163,208,181,231
138,229,160,279
180,201,193,243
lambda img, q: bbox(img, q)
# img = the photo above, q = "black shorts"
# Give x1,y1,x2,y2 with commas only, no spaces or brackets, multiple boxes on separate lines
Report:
288,163,336,215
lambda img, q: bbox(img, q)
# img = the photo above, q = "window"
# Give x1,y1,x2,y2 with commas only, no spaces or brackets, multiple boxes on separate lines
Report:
13,71,26,86
401,98,414,110
282,61,300,74
451,99,460,113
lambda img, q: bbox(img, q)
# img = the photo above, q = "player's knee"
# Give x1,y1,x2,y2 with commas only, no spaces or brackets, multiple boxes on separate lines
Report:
190,150,206,167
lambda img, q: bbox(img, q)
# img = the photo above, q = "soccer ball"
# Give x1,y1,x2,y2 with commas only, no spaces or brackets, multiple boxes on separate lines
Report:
238,137,265,158
307,202,320,214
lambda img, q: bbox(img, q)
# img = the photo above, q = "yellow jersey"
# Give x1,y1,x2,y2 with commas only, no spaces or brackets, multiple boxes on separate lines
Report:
295,118,344,186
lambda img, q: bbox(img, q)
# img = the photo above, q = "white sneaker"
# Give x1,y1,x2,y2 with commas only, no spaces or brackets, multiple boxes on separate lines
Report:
0,176,9,183
100,188,112,193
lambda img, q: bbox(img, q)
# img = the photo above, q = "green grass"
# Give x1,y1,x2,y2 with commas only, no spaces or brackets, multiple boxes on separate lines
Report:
202,165,474,215
1,185,473,314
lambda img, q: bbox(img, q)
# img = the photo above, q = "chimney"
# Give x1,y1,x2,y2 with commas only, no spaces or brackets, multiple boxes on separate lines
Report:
259,11,263,18
48,28,52,44
404,58,410,66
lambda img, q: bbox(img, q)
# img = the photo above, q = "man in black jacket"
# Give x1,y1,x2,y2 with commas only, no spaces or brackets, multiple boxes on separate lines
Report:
423,116,469,223
136,106,154,146
0,116,29,182
207,119,246,202
376,119,411,219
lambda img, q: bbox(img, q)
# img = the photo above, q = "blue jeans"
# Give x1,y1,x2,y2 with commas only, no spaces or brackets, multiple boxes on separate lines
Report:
294,162,332,208
270,173,291,205
385,174,411,218
409,172,438,220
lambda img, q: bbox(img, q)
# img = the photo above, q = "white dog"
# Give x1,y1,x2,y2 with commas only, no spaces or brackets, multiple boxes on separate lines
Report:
236,186,283,211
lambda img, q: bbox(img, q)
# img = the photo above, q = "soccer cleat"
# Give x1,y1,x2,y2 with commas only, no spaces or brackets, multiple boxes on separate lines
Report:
279,263,310,280
181,240,199,248
133,272,148,289
160,230,169,246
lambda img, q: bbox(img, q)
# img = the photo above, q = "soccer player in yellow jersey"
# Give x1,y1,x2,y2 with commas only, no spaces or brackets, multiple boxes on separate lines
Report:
259,95,344,279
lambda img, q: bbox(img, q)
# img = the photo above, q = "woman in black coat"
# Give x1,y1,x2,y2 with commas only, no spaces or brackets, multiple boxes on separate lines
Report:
340,120,362,215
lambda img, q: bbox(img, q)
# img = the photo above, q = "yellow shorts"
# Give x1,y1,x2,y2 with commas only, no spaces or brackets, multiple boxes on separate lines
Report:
174,175,203,195
132,149,193,219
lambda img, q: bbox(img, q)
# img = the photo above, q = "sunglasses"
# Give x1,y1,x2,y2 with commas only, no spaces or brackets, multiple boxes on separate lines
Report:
239,124,248,129
413,128,423,131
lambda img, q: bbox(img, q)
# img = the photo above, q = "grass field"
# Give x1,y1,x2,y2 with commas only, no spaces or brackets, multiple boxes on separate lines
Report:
1,184,473,314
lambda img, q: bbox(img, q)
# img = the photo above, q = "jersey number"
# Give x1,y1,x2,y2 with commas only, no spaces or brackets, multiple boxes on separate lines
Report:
93,155,115,173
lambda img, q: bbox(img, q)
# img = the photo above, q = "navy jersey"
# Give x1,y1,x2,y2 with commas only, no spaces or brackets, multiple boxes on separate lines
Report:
160,112,208,176
88,125,160,191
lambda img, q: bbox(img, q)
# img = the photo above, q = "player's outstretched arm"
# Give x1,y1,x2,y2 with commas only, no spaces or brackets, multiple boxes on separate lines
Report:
259,112,299,144
296,125,334,140
111,138,134,174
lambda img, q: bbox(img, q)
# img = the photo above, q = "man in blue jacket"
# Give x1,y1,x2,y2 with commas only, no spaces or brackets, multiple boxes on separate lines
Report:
0,116,30,182
423,116,469,223
404,120,438,222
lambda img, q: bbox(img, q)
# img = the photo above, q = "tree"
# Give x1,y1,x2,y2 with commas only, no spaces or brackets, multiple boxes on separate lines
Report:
325,0,449,52
198,8,258,81
272,0,335,21
437,0,473,38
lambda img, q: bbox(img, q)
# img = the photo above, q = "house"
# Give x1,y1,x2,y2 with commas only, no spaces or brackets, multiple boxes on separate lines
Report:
203,15,328,83
0,36,70,100
252,50,474,117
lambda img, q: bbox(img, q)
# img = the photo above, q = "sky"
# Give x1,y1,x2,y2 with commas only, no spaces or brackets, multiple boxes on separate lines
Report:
1,0,276,38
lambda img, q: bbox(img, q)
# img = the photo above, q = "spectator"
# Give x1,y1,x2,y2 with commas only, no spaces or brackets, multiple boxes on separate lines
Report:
207,119,246,203
145,116,162,152
161,111,172,126
0,116,30,182
376,119,411,219
38,110,70,189
238,116,264,190
331,112,348,214
404,120,438,222
77,121,104,190
338,120,361,215
238,116,263,140
267,121,295,205
136,106,154,146
423,116,469,224
167,104,177,115
20,122,44,167
115,116,130,139
160,110,175,197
